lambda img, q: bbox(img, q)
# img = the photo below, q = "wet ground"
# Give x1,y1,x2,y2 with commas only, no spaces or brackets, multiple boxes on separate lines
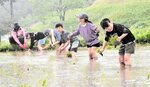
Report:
0,46,150,87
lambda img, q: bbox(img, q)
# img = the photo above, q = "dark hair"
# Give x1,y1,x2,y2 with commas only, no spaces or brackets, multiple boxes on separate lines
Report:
55,23,63,28
78,13,91,23
13,23,20,32
44,29,51,37
26,32,34,38
100,18,110,29
86,20,93,24
28,33,34,37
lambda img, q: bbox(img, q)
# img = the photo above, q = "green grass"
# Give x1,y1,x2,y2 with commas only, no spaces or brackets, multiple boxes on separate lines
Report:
0,41,12,51
1,0,149,51
23,0,150,44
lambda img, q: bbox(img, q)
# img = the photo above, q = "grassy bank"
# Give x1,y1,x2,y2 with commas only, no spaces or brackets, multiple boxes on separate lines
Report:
21,0,150,44
1,0,150,51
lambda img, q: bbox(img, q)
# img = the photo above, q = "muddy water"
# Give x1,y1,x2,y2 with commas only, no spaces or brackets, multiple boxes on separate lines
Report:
0,46,150,87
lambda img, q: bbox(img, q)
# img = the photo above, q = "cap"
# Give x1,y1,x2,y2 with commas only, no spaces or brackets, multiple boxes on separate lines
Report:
77,13,88,20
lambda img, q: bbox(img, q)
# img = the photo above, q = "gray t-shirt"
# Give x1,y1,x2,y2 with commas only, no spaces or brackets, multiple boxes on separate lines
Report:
60,31,79,44
71,23,99,46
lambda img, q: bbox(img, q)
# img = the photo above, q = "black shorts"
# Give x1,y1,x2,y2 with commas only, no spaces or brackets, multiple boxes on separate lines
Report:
87,42,101,48
69,48,78,52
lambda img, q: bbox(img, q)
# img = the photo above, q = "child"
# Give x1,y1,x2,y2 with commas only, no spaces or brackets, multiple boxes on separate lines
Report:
43,29,61,49
38,29,61,51
9,23,27,50
100,18,135,67
26,32,46,50
69,13,100,60
55,23,80,63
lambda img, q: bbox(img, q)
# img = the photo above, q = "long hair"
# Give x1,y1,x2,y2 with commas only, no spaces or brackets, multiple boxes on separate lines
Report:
85,19,93,24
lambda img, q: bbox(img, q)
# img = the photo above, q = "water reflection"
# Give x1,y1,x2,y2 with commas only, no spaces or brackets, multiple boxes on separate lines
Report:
120,66,136,87
87,60,101,87
0,47,150,87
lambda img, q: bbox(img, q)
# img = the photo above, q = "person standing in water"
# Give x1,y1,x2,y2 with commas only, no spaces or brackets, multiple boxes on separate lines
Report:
55,23,80,64
100,18,135,67
69,13,100,60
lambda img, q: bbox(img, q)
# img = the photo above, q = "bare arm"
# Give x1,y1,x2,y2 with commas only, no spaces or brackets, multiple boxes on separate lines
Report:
51,30,56,44
12,32,22,45
58,43,65,53
101,41,108,52
12,31,24,49
60,40,70,51
21,28,27,44
117,33,128,42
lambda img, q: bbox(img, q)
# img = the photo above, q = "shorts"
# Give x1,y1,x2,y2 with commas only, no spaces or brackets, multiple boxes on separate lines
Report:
69,41,79,52
87,42,101,48
119,41,135,55
38,38,46,45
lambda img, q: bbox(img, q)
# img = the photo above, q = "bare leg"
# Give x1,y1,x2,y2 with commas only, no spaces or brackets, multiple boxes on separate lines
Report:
124,53,132,66
55,44,60,55
71,51,77,64
88,48,93,60
91,47,98,60
119,55,125,67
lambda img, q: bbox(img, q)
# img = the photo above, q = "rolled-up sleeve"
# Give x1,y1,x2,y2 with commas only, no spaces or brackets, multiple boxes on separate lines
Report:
123,27,130,33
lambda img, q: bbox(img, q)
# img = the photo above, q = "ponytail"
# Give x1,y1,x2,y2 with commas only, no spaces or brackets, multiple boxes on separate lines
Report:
85,19,93,24
87,20,93,24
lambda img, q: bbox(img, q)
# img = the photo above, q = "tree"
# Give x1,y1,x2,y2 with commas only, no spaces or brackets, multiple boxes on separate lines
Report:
30,0,95,22
0,0,16,19
0,0,31,35
54,0,94,21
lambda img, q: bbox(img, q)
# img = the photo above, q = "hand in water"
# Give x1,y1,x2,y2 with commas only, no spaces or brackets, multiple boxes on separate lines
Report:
57,49,62,55
23,43,27,49
38,47,43,51
19,44,24,49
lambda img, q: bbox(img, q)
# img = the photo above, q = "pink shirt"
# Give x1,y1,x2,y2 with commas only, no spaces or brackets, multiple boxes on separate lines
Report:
12,27,26,45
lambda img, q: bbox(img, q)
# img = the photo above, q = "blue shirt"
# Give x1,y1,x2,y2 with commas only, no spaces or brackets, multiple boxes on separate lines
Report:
38,29,61,45
53,30,61,42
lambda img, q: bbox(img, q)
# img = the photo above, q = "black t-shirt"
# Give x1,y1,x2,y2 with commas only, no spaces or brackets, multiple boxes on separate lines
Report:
30,32,45,49
105,23,135,44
